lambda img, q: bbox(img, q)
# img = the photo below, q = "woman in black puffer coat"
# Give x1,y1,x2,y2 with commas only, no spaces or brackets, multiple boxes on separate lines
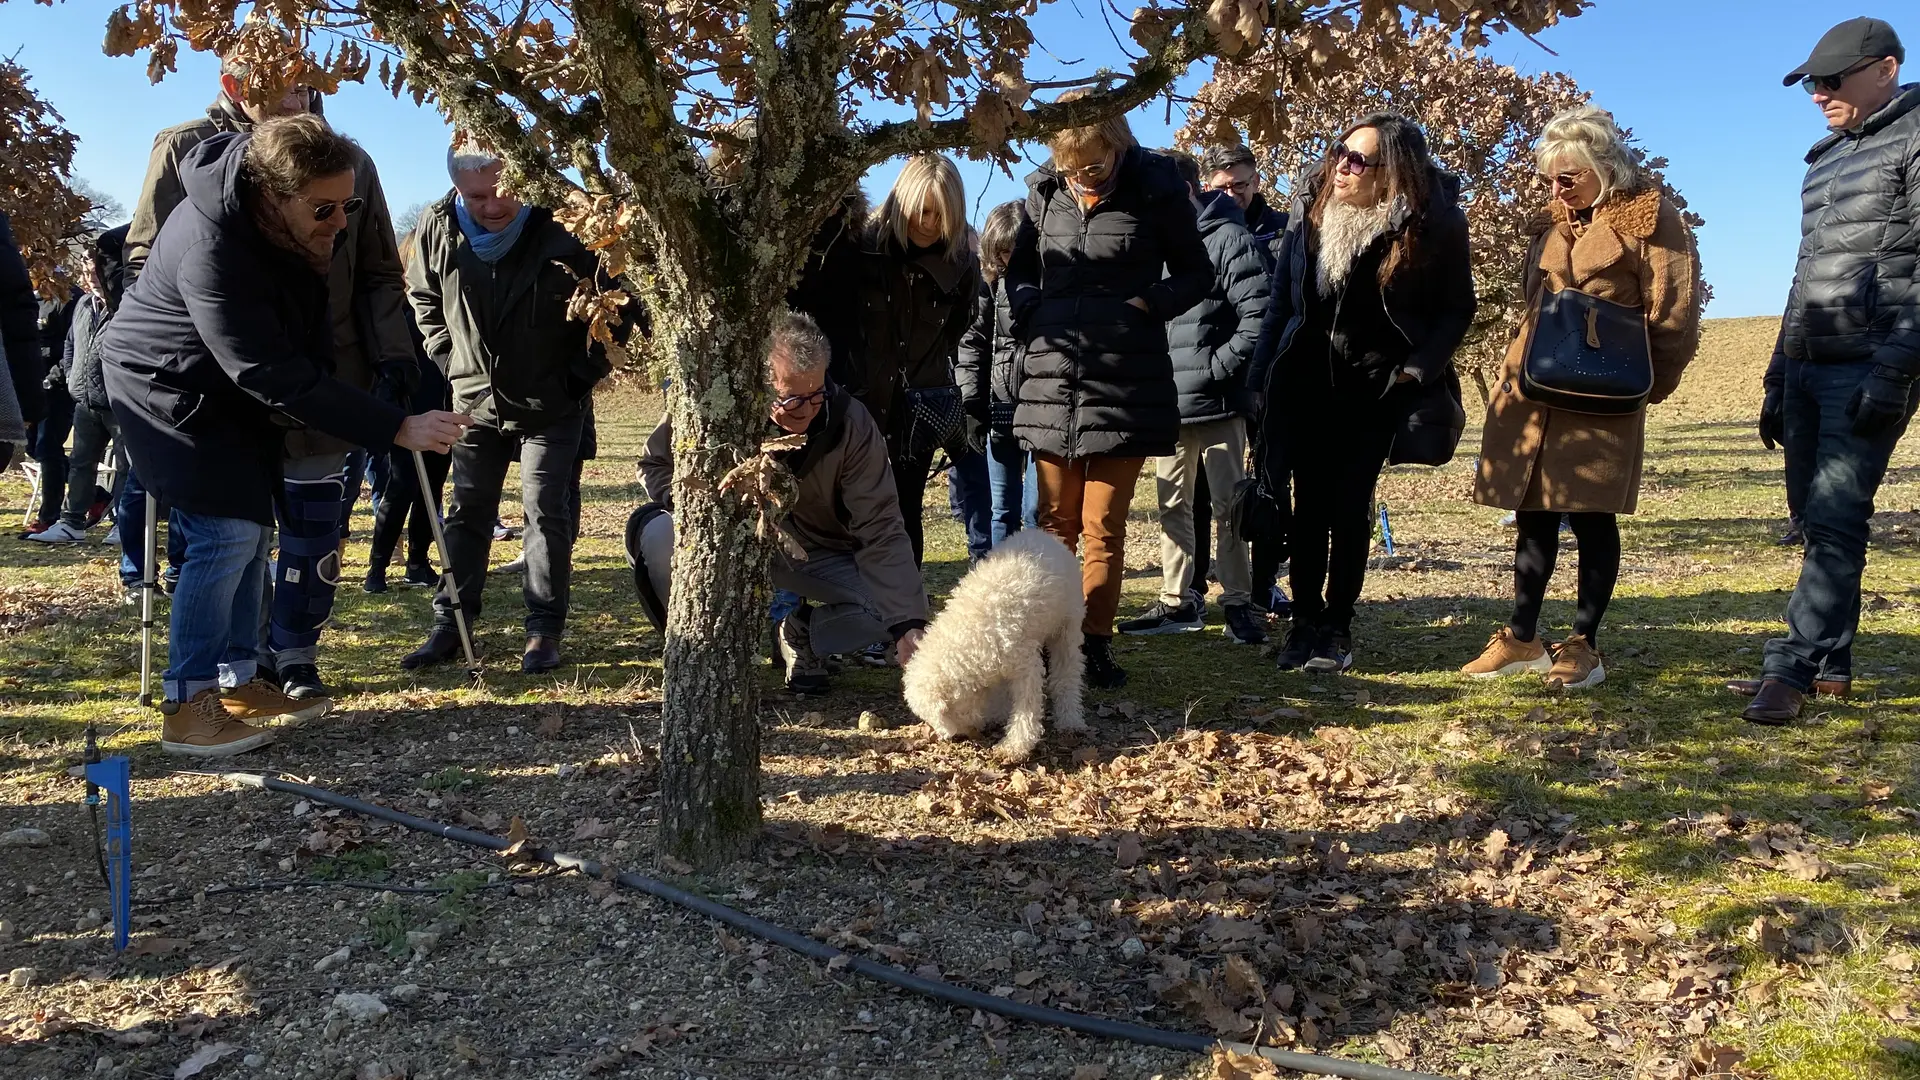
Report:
1248,113,1476,677
957,200,1031,547
1004,94,1213,689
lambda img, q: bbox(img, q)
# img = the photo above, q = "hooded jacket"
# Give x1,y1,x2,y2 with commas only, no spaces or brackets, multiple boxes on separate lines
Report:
956,275,1022,430
1768,83,1920,381
636,384,930,635
407,192,611,432
101,132,406,525
1167,190,1271,422
1248,165,1477,399
0,211,43,426
1004,146,1214,460
125,96,417,458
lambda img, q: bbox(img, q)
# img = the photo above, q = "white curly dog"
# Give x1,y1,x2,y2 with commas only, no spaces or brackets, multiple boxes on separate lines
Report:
902,529,1086,761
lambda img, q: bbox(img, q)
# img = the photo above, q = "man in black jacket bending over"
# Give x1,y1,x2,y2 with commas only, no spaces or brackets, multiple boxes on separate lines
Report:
402,141,612,675
1742,18,1920,725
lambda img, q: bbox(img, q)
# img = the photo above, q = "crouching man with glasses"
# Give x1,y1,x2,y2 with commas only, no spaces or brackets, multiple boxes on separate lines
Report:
628,311,929,695
1738,17,1920,725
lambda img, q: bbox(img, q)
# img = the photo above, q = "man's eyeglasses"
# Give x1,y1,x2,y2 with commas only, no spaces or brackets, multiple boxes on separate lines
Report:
1330,145,1375,175
1212,177,1255,196
1802,57,1882,95
304,197,365,222
772,388,829,412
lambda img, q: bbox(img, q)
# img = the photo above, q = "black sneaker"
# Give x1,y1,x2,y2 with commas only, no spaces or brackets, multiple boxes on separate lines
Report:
1223,604,1267,646
1304,631,1354,674
400,564,439,589
363,566,389,594
281,663,331,700
1082,634,1128,690
1117,599,1204,636
1275,621,1318,671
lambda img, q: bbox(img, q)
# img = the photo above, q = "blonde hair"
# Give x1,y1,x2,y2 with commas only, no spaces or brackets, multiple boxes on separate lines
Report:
1536,105,1642,206
1046,87,1137,163
878,153,967,256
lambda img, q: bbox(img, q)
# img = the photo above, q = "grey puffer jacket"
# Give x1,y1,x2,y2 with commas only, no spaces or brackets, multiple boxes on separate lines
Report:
60,294,112,413
1769,83,1920,381
1167,190,1271,422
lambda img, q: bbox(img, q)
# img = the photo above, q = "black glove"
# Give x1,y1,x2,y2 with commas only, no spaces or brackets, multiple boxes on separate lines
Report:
1758,382,1784,451
963,413,988,455
1846,366,1916,440
372,360,419,410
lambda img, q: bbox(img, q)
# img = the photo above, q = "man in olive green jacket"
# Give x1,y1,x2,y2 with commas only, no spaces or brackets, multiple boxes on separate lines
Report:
125,58,418,700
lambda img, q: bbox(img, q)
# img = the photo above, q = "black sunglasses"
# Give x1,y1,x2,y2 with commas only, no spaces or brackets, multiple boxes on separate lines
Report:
772,388,829,412
304,196,365,222
1330,144,1375,174
1801,57,1882,95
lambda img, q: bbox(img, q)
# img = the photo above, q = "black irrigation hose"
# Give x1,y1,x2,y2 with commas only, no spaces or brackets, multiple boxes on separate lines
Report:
218,771,1444,1080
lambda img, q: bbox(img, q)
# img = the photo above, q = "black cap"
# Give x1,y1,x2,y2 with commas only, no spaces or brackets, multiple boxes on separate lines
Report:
1783,17,1905,86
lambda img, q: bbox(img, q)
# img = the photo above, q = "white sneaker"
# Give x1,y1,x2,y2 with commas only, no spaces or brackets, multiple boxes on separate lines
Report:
102,524,120,546
26,521,88,544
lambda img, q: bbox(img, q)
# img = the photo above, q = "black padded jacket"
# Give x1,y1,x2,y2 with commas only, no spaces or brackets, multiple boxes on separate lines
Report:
1769,83,1920,382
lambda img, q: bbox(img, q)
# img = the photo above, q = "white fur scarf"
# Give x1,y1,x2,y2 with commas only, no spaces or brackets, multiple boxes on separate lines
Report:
1316,197,1393,298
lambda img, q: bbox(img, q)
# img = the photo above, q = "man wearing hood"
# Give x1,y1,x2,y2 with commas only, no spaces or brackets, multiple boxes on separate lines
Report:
1740,18,1920,725
1119,150,1271,648
103,116,470,757
124,55,418,702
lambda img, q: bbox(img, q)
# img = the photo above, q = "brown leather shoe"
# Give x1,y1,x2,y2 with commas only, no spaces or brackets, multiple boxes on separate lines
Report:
1741,679,1806,727
1725,677,1850,700
522,635,563,674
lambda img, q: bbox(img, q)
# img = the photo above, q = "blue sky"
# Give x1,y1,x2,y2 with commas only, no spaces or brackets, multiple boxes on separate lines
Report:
1,1,1912,317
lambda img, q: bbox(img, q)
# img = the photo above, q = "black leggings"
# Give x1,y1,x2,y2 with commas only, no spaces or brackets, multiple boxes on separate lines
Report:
1510,511,1620,646
370,446,451,571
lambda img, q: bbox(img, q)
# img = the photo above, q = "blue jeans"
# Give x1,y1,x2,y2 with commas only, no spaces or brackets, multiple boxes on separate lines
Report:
117,466,185,587
1764,358,1917,690
985,431,1030,545
948,450,993,559
27,385,74,520
164,512,271,702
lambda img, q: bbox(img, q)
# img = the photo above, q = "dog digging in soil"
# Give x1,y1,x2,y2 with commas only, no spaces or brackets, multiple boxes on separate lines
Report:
902,529,1086,761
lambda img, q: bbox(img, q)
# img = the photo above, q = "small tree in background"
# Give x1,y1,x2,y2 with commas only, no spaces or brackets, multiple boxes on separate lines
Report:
1184,24,1704,402
66,0,1586,865
0,59,93,295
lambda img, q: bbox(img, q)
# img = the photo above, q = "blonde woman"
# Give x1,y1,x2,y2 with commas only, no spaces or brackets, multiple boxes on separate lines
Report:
1003,91,1213,689
1465,105,1702,688
840,153,980,567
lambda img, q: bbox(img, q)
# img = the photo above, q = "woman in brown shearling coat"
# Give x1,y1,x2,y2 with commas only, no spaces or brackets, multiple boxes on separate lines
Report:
1463,105,1702,690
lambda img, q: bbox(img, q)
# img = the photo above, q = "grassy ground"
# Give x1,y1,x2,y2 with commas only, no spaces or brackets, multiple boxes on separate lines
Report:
0,315,1916,1080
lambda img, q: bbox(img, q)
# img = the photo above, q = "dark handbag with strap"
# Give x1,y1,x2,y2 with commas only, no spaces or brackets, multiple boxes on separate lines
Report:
1520,288,1653,415
900,384,969,466
1387,366,1467,467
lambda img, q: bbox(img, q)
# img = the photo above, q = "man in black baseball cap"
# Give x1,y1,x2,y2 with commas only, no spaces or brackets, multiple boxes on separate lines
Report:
1739,17,1919,726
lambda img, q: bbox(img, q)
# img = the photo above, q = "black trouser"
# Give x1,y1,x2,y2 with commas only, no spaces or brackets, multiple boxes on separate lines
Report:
433,411,584,638
1509,510,1620,646
1285,394,1396,635
369,444,450,573
892,445,935,567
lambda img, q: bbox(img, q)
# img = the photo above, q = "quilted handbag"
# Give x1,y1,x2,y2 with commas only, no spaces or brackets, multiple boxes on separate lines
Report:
900,384,970,464
1520,288,1653,415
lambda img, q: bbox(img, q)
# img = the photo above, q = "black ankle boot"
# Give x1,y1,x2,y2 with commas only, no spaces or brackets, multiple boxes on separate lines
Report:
1082,634,1127,690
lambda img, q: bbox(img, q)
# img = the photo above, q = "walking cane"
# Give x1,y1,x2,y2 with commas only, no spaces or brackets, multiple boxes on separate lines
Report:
138,492,158,708
413,448,481,682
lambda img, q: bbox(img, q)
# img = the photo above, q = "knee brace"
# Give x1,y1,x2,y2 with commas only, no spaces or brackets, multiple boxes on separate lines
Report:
270,471,348,651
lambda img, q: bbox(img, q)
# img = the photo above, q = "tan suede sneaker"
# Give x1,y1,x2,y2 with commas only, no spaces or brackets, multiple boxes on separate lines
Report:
1547,635,1606,690
161,689,277,758
1460,628,1552,678
222,678,332,724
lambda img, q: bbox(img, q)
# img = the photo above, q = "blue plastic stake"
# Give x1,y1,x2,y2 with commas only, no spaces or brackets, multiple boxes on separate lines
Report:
1378,502,1396,557
83,755,133,952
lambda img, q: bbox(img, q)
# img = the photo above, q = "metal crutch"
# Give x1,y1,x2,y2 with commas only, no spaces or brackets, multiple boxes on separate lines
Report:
413,448,481,682
138,492,158,708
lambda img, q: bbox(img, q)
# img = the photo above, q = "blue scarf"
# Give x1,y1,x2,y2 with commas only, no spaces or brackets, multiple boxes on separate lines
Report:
454,199,532,264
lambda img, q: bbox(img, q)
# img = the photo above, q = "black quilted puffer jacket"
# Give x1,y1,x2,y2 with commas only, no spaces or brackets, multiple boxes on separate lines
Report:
1770,83,1920,380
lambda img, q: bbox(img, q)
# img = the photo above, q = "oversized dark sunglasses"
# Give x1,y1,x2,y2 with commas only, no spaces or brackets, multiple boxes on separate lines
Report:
304,196,365,222
1330,145,1375,174
772,388,829,412
1801,57,1881,95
